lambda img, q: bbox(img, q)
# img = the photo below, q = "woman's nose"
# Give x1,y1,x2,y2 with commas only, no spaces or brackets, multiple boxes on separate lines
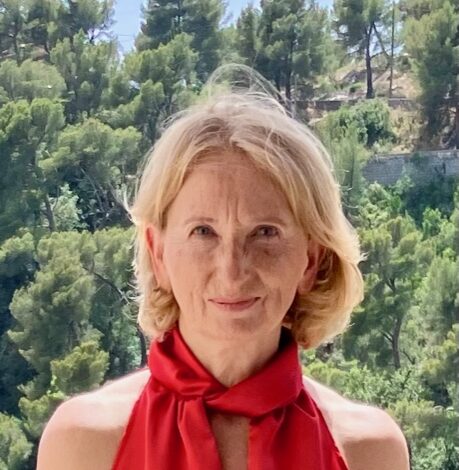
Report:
218,239,249,280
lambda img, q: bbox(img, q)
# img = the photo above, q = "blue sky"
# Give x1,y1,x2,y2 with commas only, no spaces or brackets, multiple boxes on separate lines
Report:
111,0,333,54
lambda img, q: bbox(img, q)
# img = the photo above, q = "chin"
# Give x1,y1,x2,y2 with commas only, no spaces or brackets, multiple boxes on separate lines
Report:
203,315,268,342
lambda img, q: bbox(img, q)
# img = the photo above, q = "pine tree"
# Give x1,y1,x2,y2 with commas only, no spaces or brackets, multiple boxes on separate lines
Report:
255,0,334,102
404,0,459,147
136,0,224,81
236,4,260,67
334,0,387,99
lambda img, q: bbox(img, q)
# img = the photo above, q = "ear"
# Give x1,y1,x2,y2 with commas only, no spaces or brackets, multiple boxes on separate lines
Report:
297,238,325,295
145,224,171,292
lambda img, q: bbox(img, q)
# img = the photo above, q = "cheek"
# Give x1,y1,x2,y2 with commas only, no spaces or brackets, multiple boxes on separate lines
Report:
248,245,306,289
250,245,284,268
258,245,307,289
164,244,209,285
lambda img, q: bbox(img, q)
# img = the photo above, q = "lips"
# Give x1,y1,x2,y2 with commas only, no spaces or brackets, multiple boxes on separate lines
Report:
210,297,259,311
211,297,258,304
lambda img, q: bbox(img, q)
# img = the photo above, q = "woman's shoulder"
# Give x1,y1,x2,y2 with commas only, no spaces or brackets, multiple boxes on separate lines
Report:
37,369,409,470
65,366,151,429
303,375,410,470
36,367,150,470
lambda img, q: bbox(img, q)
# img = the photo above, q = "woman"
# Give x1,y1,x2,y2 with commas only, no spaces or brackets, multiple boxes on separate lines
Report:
37,66,410,470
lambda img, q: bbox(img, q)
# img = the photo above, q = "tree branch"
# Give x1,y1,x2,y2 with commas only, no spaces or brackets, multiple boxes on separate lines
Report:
401,349,416,365
381,330,393,343
373,23,390,62
84,266,131,305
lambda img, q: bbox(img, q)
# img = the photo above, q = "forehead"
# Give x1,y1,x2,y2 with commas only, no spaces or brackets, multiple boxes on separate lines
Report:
169,156,292,217
189,159,268,184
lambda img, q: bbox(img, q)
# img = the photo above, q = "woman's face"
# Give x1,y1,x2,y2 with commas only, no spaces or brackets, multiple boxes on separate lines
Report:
146,154,322,342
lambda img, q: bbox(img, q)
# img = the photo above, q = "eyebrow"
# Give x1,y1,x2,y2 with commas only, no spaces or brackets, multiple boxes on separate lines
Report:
183,216,289,227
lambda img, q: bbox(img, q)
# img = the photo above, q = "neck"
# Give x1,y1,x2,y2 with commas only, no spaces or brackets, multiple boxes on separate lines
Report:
177,321,283,388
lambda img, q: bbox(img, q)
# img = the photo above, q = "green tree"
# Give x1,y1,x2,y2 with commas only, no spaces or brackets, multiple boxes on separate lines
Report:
59,0,114,42
316,122,369,222
8,232,98,399
0,232,38,415
0,59,66,103
40,118,142,230
50,339,109,395
344,185,432,369
42,183,86,231
109,32,197,144
25,0,63,56
86,227,143,376
403,0,459,147
235,4,260,67
334,0,387,98
136,0,224,81
391,396,459,469
318,98,395,148
0,0,27,64
0,0,114,64
0,98,65,241
399,0,449,21
135,0,186,49
6,228,142,445
0,412,33,470
50,30,117,122
256,0,334,101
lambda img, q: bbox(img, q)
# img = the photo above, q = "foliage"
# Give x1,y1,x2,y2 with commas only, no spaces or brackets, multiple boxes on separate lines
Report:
136,0,224,81
8,231,98,398
0,97,66,242
333,0,388,98
50,30,118,123
105,32,198,145
50,339,110,395
403,0,459,146
318,98,395,148
40,118,142,229
0,2,458,470
396,174,458,226
317,122,368,223
0,59,66,103
0,412,33,470
43,183,86,231
251,0,337,101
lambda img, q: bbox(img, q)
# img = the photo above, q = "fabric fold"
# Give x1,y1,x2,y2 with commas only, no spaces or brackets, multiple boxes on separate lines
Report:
111,325,349,470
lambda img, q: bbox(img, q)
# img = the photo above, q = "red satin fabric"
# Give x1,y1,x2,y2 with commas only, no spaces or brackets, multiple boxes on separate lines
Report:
111,325,349,470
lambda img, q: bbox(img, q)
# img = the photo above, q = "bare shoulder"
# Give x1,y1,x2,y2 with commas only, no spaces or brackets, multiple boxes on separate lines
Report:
98,366,151,396
303,376,410,470
37,367,151,470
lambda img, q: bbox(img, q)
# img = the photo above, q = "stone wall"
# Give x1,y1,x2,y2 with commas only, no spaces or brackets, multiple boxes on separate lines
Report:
362,150,459,186
302,98,417,112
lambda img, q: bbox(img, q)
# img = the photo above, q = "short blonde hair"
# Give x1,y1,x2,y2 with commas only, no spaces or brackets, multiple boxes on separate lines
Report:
128,66,365,349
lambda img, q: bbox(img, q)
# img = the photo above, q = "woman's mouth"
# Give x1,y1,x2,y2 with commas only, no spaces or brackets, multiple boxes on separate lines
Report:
210,297,259,311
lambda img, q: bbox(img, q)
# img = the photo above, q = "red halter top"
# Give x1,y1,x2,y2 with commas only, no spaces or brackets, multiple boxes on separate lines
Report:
111,325,349,470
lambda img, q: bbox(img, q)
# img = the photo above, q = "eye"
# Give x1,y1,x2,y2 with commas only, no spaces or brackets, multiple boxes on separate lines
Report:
191,225,214,237
190,225,279,238
255,226,279,238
